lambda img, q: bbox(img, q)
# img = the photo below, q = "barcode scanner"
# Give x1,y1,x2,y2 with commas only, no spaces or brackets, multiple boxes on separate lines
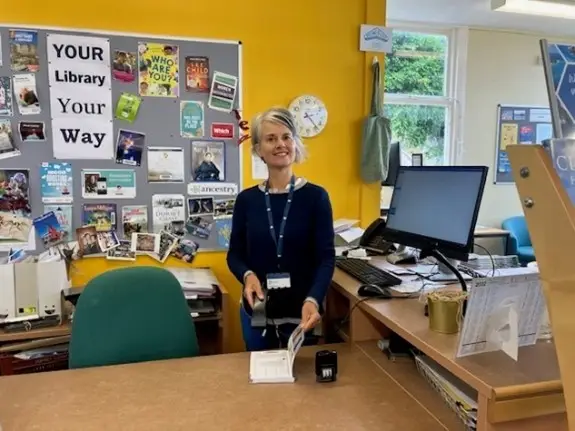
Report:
251,289,268,328
315,350,338,383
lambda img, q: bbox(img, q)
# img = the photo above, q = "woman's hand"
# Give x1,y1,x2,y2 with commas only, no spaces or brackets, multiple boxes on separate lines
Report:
243,273,264,308
301,301,321,331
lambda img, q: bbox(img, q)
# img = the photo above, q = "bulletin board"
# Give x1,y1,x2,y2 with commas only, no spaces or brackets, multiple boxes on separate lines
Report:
0,24,242,254
494,104,553,184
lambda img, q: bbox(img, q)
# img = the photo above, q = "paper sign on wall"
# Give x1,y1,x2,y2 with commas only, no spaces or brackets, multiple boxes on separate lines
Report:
359,25,392,54
187,182,238,196
47,33,114,159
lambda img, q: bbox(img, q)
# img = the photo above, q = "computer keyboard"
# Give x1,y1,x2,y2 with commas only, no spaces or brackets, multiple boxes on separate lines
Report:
336,258,402,287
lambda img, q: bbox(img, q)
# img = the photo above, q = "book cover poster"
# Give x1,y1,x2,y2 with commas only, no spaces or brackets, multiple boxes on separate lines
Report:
112,50,136,83
43,204,73,240
33,211,65,248
9,29,40,72
138,42,179,97
180,101,204,138
191,140,225,182
40,162,73,204
0,77,13,116
82,203,117,231
208,71,238,113
115,93,142,123
0,119,20,160
82,169,136,199
12,73,41,116
185,56,210,92
215,217,232,249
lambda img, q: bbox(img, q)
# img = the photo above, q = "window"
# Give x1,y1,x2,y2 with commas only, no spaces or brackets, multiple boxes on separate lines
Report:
384,28,457,166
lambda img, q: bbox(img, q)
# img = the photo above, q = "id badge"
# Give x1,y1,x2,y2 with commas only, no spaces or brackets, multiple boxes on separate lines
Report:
266,273,291,290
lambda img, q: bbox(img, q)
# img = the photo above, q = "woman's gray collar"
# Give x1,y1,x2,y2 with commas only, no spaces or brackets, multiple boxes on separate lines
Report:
257,178,308,194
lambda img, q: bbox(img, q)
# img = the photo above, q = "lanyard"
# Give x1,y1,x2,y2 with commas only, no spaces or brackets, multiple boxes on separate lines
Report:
265,175,296,265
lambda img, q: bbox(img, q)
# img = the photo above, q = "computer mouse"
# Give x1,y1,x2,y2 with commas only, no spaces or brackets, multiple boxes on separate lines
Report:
358,284,392,298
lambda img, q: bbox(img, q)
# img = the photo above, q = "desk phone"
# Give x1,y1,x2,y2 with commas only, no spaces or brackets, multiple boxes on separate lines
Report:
360,218,394,255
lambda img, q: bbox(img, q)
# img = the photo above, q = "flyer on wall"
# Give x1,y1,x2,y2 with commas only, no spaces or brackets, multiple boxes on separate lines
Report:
43,205,73,240
151,194,186,236
82,169,136,199
0,77,13,116
122,205,148,239
185,56,210,92
19,121,46,142
40,162,73,204
9,29,39,72
208,71,238,113
180,101,204,138
147,147,185,183
191,140,225,181
115,93,142,122
138,42,179,97
12,74,41,115
112,50,136,83
115,129,145,166
0,169,35,251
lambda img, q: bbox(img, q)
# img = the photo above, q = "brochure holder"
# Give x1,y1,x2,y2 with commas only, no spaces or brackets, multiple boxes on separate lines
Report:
507,144,575,428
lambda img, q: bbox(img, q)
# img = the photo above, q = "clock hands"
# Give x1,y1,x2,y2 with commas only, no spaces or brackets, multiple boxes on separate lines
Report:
303,112,318,128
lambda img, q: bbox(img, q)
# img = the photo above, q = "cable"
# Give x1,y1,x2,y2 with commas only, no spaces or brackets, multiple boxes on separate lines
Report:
473,242,496,277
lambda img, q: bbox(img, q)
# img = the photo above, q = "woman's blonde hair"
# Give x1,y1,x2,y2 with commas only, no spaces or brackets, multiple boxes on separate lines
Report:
251,107,307,163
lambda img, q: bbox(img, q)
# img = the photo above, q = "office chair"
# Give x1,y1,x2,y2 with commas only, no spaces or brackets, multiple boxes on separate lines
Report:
69,266,199,369
502,216,535,265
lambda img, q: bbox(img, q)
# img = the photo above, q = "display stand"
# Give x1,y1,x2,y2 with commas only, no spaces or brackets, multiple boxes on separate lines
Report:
507,144,575,429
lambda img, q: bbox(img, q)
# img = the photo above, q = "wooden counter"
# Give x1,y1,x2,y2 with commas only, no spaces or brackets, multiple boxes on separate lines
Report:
327,262,567,431
0,344,452,431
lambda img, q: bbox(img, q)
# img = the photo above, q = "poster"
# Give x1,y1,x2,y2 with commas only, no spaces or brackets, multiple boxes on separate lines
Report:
40,162,73,203
0,77,13,116
138,42,179,97
82,169,136,199
115,129,145,166
495,105,552,184
47,33,113,160
147,147,185,183
180,101,204,138
115,93,141,122
0,169,34,251
151,194,185,235
9,29,39,72
191,140,225,181
185,56,210,92
12,74,40,115
18,121,46,141
112,50,136,83
208,71,238,113
33,211,66,248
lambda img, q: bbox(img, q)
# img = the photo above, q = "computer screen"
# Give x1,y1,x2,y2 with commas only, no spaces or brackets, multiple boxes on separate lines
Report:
384,166,488,260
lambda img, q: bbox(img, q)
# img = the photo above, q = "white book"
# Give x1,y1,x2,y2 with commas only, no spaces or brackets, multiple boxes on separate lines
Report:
249,326,305,384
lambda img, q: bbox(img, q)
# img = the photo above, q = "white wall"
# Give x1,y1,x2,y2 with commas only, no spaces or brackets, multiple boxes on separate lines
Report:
463,29,552,227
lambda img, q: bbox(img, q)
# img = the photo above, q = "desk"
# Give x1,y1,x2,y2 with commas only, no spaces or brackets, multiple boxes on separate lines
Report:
327,261,567,431
0,344,458,431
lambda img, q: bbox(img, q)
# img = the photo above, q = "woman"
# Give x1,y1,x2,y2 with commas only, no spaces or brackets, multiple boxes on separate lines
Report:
227,107,335,351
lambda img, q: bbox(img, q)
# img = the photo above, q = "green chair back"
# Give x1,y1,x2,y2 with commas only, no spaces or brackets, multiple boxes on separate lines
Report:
69,266,199,369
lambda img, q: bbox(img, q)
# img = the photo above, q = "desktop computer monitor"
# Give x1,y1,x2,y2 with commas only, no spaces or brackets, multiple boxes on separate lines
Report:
383,166,488,281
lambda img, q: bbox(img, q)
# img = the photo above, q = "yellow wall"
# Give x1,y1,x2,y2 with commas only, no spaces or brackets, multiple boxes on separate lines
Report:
6,0,385,352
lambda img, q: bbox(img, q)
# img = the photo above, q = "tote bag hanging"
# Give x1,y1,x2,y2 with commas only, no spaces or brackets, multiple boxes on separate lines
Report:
360,60,392,184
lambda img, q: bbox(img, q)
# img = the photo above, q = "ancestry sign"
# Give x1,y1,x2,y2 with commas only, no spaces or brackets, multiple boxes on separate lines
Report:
47,33,113,159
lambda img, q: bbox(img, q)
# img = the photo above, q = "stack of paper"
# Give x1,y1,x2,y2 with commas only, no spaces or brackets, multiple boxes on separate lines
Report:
333,218,364,248
249,326,304,384
415,355,477,429
167,267,217,298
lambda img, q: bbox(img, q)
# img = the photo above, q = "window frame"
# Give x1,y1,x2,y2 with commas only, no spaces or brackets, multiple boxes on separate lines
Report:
383,22,468,165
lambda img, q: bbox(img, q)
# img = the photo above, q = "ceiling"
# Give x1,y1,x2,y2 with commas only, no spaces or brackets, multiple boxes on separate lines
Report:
387,0,575,37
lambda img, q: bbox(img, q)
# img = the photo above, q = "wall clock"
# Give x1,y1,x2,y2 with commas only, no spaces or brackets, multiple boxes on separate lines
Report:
288,95,328,138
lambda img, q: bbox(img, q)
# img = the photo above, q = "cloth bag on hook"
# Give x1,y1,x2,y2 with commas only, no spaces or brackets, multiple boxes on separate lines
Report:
360,60,392,183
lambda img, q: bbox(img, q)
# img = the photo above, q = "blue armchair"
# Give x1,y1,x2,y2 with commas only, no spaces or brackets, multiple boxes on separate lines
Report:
502,216,535,265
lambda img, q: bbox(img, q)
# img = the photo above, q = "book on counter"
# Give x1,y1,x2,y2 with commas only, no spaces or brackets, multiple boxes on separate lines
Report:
249,325,305,384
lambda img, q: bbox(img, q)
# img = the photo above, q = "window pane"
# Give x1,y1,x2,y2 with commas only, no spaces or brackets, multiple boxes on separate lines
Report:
384,104,447,166
384,31,448,97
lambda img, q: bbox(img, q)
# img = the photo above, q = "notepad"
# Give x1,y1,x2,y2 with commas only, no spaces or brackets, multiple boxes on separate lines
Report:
249,326,305,384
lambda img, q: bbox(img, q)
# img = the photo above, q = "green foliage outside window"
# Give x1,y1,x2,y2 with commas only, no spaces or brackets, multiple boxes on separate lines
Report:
384,31,448,165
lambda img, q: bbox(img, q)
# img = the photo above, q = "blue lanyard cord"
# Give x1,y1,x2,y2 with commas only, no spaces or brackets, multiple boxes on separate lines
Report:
265,175,296,265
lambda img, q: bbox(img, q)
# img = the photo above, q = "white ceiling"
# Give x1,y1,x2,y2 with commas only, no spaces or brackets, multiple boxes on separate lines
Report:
387,0,575,37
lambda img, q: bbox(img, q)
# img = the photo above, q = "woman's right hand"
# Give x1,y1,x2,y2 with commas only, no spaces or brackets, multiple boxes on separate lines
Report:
244,273,264,308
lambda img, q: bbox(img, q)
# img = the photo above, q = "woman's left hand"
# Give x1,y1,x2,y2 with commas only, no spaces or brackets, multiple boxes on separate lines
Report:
301,301,321,331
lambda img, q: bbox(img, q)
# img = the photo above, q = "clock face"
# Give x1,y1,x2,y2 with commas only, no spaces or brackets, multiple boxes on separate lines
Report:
288,95,328,138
